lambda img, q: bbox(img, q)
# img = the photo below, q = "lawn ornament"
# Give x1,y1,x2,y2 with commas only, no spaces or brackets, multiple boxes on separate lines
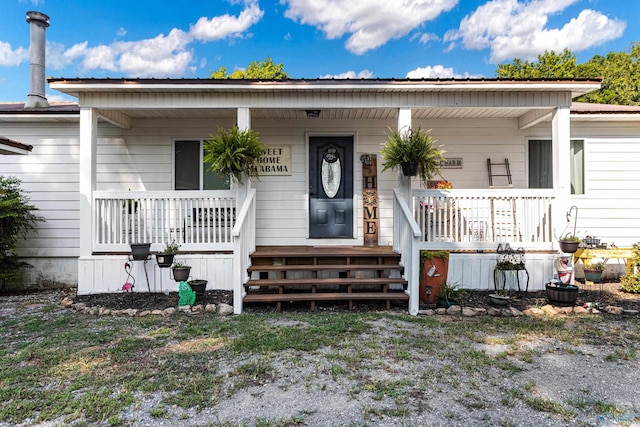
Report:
122,261,135,294
178,280,196,306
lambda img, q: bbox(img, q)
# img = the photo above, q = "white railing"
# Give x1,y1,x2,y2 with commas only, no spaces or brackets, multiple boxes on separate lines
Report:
393,188,422,316
93,190,236,252
413,189,555,250
232,188,256,314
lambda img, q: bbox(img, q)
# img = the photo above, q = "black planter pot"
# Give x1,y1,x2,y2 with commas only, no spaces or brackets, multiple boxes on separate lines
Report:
172,266,191,282
401,161,419,177
155,253,175,268
188,279,208,296
558,240,580,253
130,243,151,260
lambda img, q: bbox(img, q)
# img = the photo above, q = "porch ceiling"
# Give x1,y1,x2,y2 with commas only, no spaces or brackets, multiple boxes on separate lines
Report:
98,106,533,121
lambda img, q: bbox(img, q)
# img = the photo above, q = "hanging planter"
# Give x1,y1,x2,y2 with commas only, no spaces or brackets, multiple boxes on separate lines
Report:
130,243,151,261
558,239,580,254
171,263,191,282
401,161,419,177
155,253,175,268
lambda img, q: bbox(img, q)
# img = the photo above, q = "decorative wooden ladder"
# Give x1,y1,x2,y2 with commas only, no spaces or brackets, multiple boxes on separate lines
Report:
487,158,513,187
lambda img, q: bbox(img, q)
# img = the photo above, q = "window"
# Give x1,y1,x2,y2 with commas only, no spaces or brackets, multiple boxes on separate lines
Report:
528,139,584,194
174,140,230,190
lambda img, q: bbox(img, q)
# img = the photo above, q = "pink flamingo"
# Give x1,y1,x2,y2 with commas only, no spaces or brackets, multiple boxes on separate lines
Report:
122,261,135,294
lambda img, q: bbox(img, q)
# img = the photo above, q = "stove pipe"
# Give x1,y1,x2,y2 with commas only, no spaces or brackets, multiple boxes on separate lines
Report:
24,11,50,109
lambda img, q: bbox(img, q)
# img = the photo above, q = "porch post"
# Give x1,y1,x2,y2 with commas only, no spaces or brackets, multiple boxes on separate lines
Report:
397,108,413,201
79,107,97,258
233,107,251,314
552,106,571,239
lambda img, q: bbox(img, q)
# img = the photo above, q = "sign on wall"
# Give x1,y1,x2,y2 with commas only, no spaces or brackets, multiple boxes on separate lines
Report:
440,158,463,169
258,145,292,175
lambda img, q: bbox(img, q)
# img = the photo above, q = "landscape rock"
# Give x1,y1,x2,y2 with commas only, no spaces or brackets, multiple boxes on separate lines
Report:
462,307,477,317
217,303,234,315
205,304,217,313
151,309,163,316
435,308,447,315
604,306,624,315
573,306,588,314
178,305,192,313
192,304,204,312
557,306,574,314
523,307,545,316
162,307,176,317
487,307,502,316
139,310,151,317
61,297,74,307
541,304,559,315
509,307,524,317
446,305,462,315
73,302,86,312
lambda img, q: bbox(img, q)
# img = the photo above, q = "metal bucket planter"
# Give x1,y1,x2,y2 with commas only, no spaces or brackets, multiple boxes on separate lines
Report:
130,243,151,260
584,268,603,283
188,279,208,296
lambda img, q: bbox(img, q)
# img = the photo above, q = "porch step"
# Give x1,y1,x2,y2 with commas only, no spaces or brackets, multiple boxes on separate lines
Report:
244,246,408,311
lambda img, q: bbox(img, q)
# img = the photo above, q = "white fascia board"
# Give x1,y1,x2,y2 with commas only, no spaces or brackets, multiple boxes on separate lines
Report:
570,113,640,122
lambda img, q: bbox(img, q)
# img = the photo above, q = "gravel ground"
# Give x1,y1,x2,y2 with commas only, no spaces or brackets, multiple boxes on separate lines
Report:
3,288,640,426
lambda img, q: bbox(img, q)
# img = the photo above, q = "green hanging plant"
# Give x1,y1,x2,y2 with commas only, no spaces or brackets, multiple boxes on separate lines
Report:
203,125,266,185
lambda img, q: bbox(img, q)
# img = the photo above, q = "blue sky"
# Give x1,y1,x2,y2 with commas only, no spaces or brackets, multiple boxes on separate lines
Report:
0,0,635,102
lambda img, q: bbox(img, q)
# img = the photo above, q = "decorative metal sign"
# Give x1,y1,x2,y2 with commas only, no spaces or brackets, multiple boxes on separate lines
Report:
361,153,378,247
440,158,463,169
258,145,292,175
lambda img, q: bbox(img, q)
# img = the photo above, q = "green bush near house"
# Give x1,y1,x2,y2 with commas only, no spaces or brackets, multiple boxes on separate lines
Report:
620,247,640,293
0,176,44,284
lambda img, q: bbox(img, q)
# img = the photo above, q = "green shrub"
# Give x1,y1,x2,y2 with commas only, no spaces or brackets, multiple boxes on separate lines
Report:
620,274,640,293
0,176,44,283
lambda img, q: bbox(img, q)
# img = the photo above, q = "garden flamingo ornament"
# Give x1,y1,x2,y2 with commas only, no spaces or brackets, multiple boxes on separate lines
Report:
122,261,135,294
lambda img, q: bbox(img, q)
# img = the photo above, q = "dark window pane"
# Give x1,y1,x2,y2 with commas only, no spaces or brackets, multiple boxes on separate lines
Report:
175,141,200,190
529,139,552,188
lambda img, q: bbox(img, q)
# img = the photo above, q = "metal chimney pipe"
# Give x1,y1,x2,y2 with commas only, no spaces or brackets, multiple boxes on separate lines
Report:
24,11,50,109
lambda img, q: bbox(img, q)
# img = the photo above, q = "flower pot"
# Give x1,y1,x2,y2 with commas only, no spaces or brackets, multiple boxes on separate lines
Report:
188,279,208,296
420,253,449,304
489,294,510,306
130,243,151,260
172,266,191,282
401,161,419,177
545,283,578,305
436,298,458,308
155,253,175,268
584,268,603,283
558,240,580,253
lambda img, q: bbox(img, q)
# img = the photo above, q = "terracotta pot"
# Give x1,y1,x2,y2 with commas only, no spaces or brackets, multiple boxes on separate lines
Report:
420,255,449,304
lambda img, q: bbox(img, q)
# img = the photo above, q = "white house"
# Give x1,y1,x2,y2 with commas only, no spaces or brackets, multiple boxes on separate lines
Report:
2,13,640,314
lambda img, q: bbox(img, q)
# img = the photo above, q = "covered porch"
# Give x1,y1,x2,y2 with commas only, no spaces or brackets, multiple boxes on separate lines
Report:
47,77,601,314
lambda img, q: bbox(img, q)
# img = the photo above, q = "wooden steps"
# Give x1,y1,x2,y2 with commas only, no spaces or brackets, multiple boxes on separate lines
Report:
244,246,408,311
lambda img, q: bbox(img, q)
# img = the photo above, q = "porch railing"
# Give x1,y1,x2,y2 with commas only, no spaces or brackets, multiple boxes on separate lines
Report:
413,189,555,250
232,187,256,314
393,188,422,316
93,190,236,252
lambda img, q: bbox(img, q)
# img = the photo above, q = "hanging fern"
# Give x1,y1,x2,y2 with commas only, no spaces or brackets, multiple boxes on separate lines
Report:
203,126,266,185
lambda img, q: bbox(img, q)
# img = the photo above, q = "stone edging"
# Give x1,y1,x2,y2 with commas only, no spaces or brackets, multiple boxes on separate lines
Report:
418,304,639,317
60,297,234,317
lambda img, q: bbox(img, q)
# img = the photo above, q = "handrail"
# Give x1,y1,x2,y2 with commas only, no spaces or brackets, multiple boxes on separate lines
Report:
232,188,256,237
393,188,421,237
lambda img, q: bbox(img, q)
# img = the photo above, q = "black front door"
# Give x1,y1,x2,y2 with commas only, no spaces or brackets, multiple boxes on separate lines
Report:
309,136,353,238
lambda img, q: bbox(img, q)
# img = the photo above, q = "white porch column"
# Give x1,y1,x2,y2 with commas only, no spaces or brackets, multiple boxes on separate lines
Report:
233,107,251,314
552,106,571,238
397,108,413,201
79,107,97,257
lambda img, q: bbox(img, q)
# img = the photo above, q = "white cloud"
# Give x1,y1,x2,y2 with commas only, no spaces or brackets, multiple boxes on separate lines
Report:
406,65,481,79
414,33,439,44
319,70,374,79
190,0,263,41
446,0,626,63
116,27,127,37
35,1,262,78
282,0,458,54
0,41,27,66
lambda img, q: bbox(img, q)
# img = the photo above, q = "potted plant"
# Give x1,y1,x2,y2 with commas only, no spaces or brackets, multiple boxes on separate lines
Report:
188,279,208,297
437,282,466,308
558,233,581,254
545,280,579,305
419,250,450,304
171,260,191,282
203,125,267,185
155,240,180,268
380,126,445,187
583,259,606,283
